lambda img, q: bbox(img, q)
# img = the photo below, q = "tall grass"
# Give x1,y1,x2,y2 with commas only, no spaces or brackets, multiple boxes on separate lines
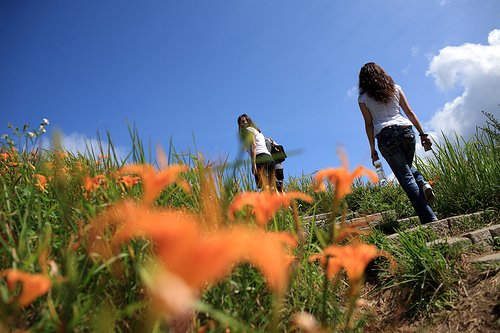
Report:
0,125,377,332
416,112,500,217
1,116,497,332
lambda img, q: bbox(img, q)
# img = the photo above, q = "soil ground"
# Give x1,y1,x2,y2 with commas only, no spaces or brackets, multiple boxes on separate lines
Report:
361,252,500,333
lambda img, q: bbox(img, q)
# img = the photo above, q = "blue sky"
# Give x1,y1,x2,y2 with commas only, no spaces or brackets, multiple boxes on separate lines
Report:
1,1,499,179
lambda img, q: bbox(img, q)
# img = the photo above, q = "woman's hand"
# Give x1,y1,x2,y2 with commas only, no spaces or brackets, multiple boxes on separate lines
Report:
420,135,432,151
252,164,257,175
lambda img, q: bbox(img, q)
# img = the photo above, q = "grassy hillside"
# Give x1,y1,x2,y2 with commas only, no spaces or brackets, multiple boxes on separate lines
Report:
0,114,498,332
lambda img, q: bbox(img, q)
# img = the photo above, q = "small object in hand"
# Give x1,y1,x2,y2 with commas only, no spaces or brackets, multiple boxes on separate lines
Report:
373,159,388,186
421,133,432,151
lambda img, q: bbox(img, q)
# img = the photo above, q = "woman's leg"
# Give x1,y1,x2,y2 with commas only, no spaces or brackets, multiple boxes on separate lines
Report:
265,161,276,191
378,127,437,223
400,128,429,189
254,165,264,189
255,158,274,190
275,167,284,192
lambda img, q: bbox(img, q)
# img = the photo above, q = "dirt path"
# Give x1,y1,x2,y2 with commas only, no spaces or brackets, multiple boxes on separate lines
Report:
303,210,500,332
362,255,499,332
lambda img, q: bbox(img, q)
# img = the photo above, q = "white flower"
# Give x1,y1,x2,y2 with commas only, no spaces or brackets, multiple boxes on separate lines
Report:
42,118,50,125
40,128,46,133
1,134,8,140
28,132,36,138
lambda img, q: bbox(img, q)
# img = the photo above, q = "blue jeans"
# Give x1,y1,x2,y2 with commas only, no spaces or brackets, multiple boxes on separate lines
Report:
377,125,437,223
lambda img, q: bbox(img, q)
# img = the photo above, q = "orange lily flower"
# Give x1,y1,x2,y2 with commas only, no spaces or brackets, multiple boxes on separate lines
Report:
101,203,297,293
87,200,198,259
93,202,297,293
309,243,379,284
314,149,378,201
87,198,298,325
43,161,54,172
240,229,297,293
55,151,68,159
428,176,439,187
83,174,106,193
309,249,343,281
228,191,313,226
2,270,52,307
1,148,17,161
112,204,199,246
34,174,48,192
72,161,86,174
120,164,189,206
150,226,297,294
118,175,140,189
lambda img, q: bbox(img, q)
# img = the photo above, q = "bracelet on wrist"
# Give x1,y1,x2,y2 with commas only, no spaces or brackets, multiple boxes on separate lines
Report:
419,133,429,137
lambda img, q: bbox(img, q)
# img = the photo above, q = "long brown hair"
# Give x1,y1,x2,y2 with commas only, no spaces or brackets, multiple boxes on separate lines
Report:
237,114,260,148
358,62,396,103
237,114,260,133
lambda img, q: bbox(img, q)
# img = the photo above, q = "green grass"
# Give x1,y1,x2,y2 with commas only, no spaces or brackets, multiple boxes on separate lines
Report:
363,228,461,317
0,114,498,332
416,112,500,217
392,228,461,315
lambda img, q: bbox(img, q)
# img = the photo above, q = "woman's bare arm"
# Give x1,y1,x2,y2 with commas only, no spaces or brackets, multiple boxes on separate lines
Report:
399,90,432,148
358,102,379,164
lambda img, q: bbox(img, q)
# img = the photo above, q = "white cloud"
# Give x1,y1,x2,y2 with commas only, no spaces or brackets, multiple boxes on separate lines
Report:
49,132,129,162
346,86,358,98
411,46,420,58
401,64,411,75
425,29,500,139
438,0,451,6
424,51,435,62
488,29,500,45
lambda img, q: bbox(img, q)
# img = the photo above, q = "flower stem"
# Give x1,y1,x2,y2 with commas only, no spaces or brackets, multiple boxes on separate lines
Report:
320,260,329,326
